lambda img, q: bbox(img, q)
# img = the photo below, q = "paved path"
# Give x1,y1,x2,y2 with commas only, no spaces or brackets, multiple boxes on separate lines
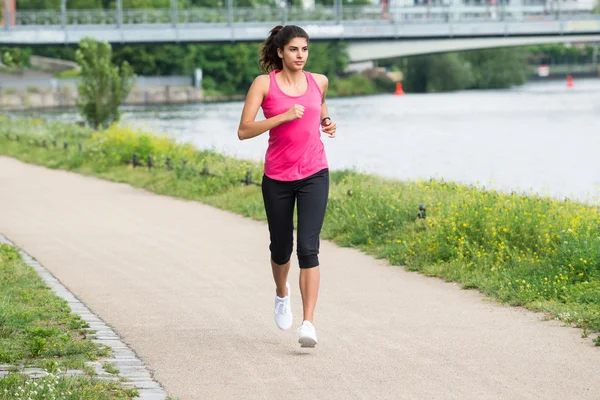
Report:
1,156,599,400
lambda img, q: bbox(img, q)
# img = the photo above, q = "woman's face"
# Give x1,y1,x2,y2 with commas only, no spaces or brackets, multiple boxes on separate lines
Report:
278,37,309,71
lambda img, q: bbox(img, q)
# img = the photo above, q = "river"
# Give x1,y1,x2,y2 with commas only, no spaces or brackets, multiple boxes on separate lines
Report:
38,78,600,204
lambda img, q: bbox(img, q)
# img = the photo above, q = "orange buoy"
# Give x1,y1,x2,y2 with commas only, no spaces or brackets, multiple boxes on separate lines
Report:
394,82,405,96
567,75,574,88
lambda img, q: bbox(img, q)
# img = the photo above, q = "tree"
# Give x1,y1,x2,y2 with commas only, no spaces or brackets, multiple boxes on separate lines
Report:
75,37,136,129
399,53,472,93
463,48,527,90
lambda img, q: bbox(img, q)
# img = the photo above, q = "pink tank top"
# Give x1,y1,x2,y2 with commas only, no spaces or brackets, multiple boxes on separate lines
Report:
261,70,329,181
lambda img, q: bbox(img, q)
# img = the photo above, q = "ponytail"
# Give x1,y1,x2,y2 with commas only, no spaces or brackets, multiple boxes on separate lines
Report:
258,25,309,73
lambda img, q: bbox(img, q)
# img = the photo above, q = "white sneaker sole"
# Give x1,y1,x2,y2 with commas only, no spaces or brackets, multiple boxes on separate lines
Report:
298,336,317,348
276,319,293,331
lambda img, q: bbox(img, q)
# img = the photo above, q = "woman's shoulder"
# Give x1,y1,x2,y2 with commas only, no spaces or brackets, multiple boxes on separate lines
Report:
253,74,271,86
307,72,328,86
307,72,328,93
250,74,271,95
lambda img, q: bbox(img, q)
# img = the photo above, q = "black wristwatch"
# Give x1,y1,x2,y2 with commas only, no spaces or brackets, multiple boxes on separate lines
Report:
320,117,331,125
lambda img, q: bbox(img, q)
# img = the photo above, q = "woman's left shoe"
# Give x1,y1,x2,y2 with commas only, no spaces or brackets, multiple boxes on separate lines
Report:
297,320,317,348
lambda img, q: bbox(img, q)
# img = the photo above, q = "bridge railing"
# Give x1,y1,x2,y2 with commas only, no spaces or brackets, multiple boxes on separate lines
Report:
11,5,599,28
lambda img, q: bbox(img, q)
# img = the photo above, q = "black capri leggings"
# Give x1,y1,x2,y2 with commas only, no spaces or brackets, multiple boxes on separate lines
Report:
261,168,329,269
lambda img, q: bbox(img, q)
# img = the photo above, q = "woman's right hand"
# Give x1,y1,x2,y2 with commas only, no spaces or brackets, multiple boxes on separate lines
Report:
284,104,304,122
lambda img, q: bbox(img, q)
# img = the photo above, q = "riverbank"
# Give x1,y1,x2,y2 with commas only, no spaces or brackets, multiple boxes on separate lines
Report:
0,85,209,112
1,117,599,344
0,70,389,111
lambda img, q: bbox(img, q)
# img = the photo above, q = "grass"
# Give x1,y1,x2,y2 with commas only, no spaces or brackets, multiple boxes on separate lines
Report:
0,244,139,398
1,116,599,345
102,363,119,375
0,373,138,400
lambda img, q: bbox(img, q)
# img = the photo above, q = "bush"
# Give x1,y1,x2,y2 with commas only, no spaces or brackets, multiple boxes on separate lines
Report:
394,47,529,93
373,75,396,93
75,37,136,129
331,74,377,97
54,69,81,79
401,53,472,93
463,48,527,90
0,47,32,68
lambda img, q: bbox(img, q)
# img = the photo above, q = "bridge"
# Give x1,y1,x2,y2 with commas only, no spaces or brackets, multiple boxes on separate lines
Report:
1,2,599,61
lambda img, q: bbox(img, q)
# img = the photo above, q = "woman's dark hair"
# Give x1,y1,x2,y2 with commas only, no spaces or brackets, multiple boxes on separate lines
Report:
259,25,309,73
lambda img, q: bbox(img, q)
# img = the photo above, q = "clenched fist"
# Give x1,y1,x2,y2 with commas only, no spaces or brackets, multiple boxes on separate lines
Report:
284,104,305,122
321,118,336,138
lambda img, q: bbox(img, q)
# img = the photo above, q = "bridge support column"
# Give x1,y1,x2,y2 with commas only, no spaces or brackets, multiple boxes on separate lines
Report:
450,0,461,22
512,0,523,21
60,0,66,28
279,0,288,25
334,0,342,23
117,0,123,27
3,0,14,29
227,0,233,26
171,0,178,27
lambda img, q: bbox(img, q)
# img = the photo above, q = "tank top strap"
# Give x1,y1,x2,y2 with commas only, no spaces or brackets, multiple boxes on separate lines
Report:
304,71,323,97
267,70,277,95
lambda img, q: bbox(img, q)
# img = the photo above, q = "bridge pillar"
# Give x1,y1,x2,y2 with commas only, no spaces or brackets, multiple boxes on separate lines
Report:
512,0,523,21
171,0,178,27
450,0,461,22
279,0,288,25
2,0,15,28
60,0,66,28
334,0,342,23
117,0,123,27
227,0,233,26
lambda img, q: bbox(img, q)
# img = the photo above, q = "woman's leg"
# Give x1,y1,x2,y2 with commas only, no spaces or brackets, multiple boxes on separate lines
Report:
271,259,290,298
262,174,295,294
262,174,296,330
299,266,320,323
295,169,329,324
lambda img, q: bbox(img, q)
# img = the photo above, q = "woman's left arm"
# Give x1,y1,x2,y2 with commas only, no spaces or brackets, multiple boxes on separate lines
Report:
313,73,336,139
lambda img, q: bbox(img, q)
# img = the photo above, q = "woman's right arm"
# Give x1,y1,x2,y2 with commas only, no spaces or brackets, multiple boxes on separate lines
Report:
237,75,303,141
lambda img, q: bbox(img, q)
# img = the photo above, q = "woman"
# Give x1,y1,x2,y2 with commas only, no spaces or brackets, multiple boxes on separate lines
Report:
237,24,336,348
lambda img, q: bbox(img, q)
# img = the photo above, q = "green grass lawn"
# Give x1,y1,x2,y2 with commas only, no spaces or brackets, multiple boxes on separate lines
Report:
0,243,139,399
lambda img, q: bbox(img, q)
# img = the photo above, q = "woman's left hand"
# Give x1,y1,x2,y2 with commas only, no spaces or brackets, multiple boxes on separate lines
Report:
321,119,336,138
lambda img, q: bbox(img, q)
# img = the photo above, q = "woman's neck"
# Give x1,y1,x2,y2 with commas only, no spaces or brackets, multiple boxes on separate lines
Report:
278,68,305,86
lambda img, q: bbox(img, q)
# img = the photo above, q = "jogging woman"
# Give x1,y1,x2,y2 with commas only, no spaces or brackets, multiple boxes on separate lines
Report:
237,25,336,348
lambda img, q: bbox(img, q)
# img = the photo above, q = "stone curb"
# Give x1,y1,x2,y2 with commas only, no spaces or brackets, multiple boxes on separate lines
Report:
0,233,170,400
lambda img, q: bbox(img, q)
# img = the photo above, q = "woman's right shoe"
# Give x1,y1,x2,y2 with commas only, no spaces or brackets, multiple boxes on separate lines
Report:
297,320,317,348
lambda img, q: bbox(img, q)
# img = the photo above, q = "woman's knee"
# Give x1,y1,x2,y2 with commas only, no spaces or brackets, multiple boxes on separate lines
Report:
297,237,320,269
298,254,319,269
270,242,293,266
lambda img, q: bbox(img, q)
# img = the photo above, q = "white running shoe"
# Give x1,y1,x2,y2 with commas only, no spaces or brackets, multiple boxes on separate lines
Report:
298,320,317,348
274,282,293,330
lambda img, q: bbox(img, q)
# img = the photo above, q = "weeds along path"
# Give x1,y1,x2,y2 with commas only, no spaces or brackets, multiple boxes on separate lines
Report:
1,156,599,400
